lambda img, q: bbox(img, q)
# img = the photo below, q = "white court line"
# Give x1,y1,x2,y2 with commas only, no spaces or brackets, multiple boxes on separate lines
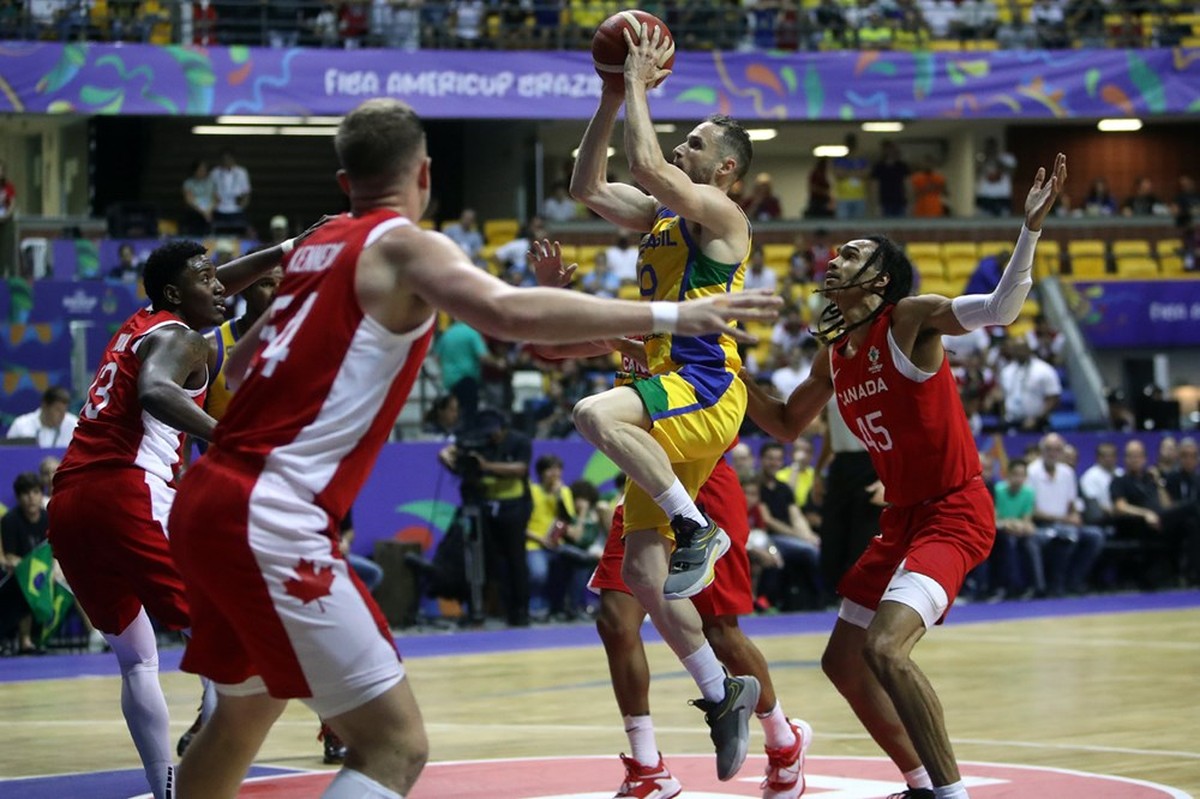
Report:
12,718,1200,761
946,631,1200,651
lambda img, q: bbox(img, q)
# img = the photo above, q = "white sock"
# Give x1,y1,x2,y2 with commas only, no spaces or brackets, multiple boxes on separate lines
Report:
934,780,969,798
623,714,659,767
756,701,795,749
106,609,171,799
904,765,934,789
680,642,727,703
322,768,402,799
652,480,706,528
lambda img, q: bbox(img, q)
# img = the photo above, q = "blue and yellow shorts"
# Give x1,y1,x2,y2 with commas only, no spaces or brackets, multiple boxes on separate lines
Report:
623,365,746,539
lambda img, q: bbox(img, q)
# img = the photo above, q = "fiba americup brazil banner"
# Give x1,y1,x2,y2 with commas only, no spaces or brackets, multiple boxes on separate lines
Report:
0,42,1197,119
1067,278,1200,348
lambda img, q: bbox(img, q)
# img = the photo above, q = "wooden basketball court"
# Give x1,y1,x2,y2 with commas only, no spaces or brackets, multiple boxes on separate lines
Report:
1,591,1197,797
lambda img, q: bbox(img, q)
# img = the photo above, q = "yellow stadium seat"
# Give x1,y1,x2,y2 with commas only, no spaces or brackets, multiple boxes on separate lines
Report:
1008,319,1034,339
913,257,945,281
905,242,941,261
557,244,578,267
940,242,978,261
944,257,977,281
763,243,794,267
1067,239,1106,257
928,40,961,51
1019,299,1040,320
418,219,435,230
617,284,641,301
484,218,520,244
1155,239,1181,258
1116,256,1159,278
919,277,955,296
978,240,1011,258
1112,239,1151,257
1070,256,1107,278
575,245,604,268
158,218,179,237
1160,255,1185,275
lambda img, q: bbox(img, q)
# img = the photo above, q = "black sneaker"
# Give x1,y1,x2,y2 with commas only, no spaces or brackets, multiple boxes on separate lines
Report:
690,675,761,780
887,789,936,798
319,722,347,764
175,712,202,758
663,512,730,600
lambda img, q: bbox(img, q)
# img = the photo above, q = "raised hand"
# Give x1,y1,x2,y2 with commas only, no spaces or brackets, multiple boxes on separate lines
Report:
622,23,673,90
676,289,782,343
1024,152,1067,232
527,238,577,288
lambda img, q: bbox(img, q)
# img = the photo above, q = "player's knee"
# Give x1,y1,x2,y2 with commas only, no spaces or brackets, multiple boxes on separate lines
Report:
619,558,657,596
347,723,428,782
596,605,640,650
572,396,603,440
862,629,908,678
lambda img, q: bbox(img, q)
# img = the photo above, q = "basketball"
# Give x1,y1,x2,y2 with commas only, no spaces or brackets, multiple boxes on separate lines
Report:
591,9,675,91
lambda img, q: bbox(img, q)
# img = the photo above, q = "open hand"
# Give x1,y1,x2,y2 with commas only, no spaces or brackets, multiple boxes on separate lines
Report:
622,23,674,90
528,239,577,288
1024,152,1067,232
676,289,782,343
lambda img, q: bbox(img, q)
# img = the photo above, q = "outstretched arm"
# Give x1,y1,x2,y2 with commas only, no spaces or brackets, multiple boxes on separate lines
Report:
905,153,1067,336
570,88,659,230
215,214,332,295
742,348,835,442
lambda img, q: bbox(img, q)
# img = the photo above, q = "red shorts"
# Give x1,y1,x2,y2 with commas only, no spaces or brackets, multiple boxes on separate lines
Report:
589,458,753,616
48,469,191,635
838,477,994,620
170,454,402,715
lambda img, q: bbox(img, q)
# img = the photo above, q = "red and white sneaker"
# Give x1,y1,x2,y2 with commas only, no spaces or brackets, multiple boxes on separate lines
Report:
761,718,813,798
614,753,683,799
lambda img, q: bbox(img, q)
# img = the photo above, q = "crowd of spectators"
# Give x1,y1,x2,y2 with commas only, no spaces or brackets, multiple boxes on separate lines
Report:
0,0,1194,51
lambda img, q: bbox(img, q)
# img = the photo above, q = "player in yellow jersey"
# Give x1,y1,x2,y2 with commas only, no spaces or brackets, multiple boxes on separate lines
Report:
204,264,283,423
568,23,765,783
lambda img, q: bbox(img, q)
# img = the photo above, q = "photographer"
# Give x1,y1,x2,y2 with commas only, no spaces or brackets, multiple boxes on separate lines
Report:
438,408,533,626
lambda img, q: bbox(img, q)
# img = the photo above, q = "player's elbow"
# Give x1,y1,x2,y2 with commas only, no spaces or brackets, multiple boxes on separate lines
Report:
628,159,664,189
569,177,600,204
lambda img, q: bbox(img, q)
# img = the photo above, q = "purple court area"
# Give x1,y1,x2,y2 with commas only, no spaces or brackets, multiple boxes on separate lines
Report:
1,589,1197,684
0,765,303,799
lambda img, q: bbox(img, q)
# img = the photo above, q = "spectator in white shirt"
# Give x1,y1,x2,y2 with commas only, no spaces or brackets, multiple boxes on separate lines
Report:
743,246,777,293
1027,433,1106,595
770,339,817,399
1025,312,1065,366
942,326,992,366
541,182,579,223
999,338,1061,431
769,305,812,368
604,230,640,285
1080,441,1122,523
210,148,251,235
920,0,959,37
5,386,78,448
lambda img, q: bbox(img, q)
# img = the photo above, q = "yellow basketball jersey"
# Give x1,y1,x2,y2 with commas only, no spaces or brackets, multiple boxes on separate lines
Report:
205,319,240,421
637,208,749,376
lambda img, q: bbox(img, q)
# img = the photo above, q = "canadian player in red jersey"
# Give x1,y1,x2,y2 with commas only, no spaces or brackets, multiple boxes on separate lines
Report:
166,98,780,799
531,250,811,799
47,238,296,799
743,154,1067,799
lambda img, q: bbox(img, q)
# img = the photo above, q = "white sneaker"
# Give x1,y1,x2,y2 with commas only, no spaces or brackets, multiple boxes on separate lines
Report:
761,718,812,798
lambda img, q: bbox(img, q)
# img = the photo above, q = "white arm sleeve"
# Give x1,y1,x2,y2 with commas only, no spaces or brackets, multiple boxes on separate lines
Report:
950,226,1040,330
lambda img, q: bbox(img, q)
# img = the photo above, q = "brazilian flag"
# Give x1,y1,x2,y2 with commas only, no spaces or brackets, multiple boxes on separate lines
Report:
14,541,74,644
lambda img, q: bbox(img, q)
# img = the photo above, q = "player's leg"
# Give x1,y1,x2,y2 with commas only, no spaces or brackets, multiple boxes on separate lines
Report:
703,614,811,799
175,687,287,799
320,678,429,798
863,599,964,794
595,588,682,797
822,614,931,792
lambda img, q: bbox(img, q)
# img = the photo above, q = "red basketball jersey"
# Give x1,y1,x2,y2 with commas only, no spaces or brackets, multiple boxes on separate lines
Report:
56,308,205,486
210,210,434,523
829,304,979,507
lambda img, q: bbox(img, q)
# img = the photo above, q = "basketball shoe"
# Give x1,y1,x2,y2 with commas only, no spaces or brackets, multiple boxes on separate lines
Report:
663,511,730,599
614,753,682,799
887,789,935,798
691,674,761,780
761,718,813,798
319,722,347,764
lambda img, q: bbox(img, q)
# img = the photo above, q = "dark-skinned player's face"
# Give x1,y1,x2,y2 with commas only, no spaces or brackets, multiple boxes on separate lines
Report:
174,254,226,330
242,266,283,323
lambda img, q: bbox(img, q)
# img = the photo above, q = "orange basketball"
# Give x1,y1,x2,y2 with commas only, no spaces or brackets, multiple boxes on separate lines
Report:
591,9,675,92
